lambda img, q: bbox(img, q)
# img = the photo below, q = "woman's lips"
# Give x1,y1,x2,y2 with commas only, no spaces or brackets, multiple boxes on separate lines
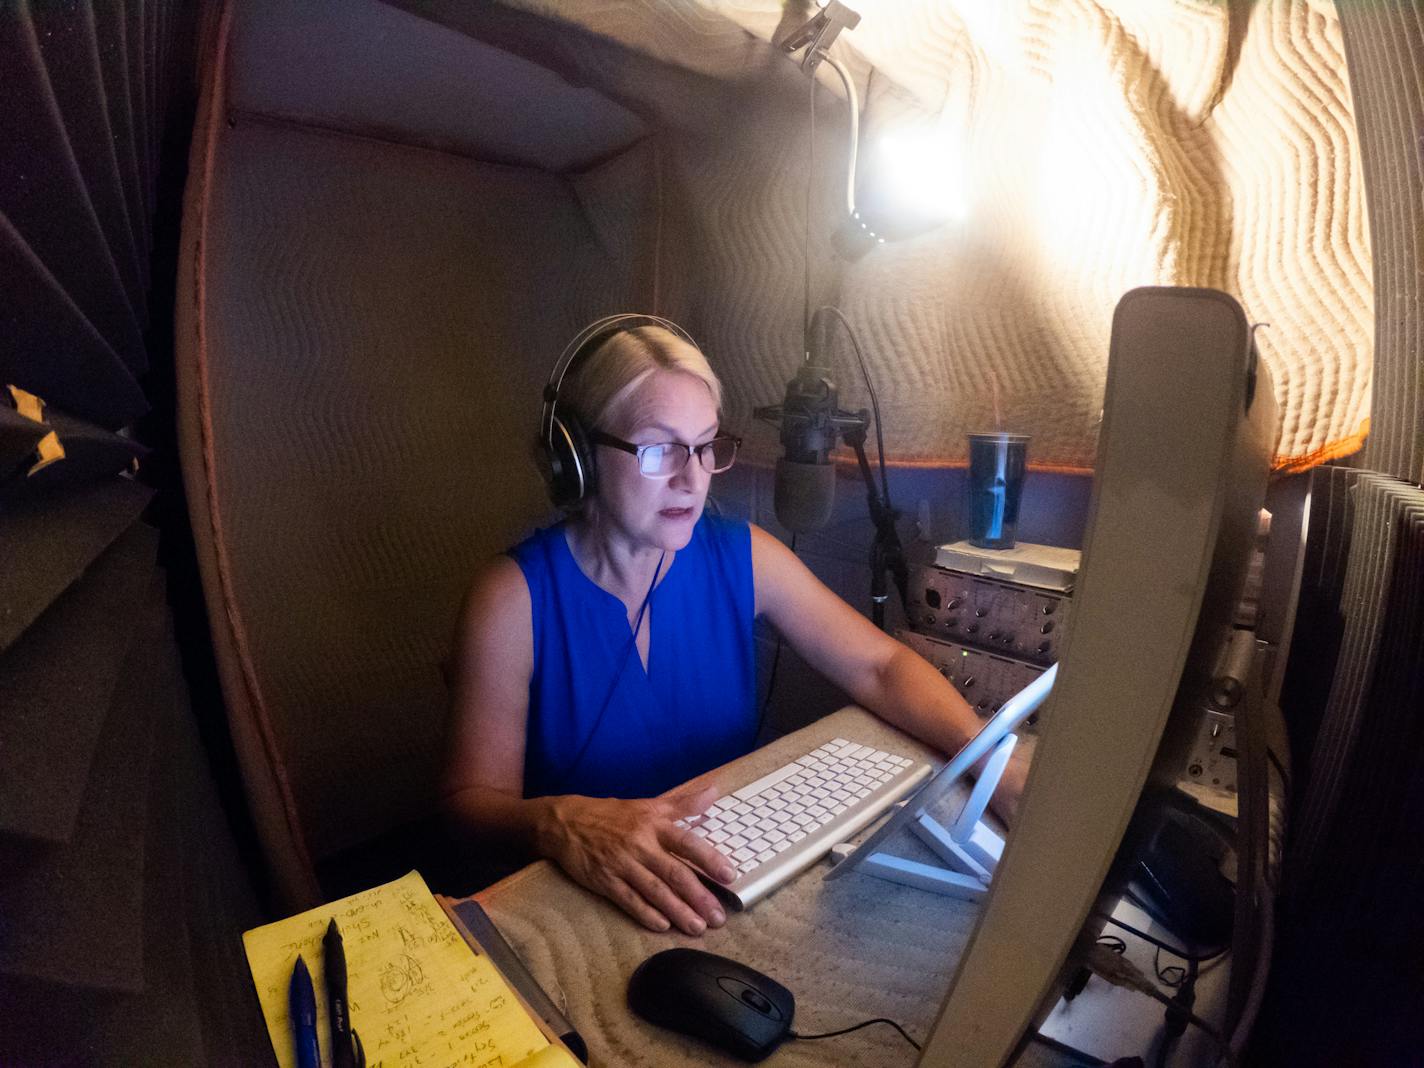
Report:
658,507,694,519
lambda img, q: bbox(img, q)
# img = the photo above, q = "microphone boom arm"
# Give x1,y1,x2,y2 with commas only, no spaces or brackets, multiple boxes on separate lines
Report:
843,415,909,631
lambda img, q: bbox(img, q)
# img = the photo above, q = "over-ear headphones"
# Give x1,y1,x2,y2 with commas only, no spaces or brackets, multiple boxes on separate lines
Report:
539,313,700,509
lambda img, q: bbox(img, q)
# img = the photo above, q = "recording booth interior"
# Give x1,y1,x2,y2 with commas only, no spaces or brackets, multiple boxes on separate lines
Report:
1,2,1421,1066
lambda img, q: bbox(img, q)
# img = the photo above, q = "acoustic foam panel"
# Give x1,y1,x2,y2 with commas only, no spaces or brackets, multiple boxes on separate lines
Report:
0,211,149,430
0,1,147,371
0,519,158,842
26,0,149,335
0,568,165,992
0,477,154,656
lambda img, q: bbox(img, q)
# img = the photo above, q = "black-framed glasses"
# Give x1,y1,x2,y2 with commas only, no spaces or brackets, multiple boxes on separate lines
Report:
591,430,741,478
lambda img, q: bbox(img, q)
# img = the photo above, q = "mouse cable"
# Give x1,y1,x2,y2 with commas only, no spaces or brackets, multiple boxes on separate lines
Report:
1094,912,1230,965
791,1017,921,1052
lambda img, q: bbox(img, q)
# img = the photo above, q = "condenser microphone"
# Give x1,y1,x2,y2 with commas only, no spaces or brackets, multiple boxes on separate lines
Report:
754,364,865,533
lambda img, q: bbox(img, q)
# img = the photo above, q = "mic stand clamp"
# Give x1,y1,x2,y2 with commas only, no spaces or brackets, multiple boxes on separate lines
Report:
842,416,908,631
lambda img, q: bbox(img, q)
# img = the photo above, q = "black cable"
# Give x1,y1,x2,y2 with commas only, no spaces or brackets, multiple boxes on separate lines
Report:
1085,945,1234,1068
803,70,816,360
813,304,891,511
753,532,796,743
1145,992,1233,1068
1154,943,1186,988
555,551,666,785
792,1017,921,1051
1095,912,1229,964
1096,935,1128,955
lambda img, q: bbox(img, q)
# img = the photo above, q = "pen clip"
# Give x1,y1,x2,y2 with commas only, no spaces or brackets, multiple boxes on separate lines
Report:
352,1030,366,1068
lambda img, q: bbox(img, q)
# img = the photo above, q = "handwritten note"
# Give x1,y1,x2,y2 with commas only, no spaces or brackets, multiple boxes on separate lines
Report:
244,871,576,1068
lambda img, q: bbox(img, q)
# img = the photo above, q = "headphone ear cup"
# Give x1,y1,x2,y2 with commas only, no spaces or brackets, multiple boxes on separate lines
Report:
545,411,596,508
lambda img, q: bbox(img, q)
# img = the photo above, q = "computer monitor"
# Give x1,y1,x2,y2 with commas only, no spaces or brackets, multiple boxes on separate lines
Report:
915,287,1278,1066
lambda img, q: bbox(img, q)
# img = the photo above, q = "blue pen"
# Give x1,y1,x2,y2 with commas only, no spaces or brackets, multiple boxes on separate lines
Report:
289,955,321,1068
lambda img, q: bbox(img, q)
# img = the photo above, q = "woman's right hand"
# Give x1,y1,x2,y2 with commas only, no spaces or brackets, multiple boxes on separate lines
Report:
536,783,738,936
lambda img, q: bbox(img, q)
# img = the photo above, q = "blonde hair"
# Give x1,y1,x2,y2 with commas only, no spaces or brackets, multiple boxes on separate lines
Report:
563,324,722,435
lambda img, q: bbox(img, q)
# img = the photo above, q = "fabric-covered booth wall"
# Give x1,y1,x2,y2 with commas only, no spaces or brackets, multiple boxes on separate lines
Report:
177,0,659,905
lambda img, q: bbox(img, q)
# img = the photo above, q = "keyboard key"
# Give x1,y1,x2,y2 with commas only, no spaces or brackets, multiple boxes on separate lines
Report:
733,761,803,801
699,741,930,909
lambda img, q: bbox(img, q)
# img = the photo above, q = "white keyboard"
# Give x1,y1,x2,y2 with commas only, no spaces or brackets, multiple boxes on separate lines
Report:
676,738,932,909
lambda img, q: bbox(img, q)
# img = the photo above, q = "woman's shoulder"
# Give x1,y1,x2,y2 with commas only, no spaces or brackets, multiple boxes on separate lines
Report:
506,519,568,565
695,509,751,546
461,552,530,622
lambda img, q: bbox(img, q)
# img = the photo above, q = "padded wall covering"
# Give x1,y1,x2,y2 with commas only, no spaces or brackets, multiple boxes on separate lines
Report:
179,0,659,899
1337,3,1424,483
475,0,1373,473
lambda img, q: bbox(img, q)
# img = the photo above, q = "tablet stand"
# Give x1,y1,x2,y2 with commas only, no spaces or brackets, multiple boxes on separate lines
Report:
826,664,1057,900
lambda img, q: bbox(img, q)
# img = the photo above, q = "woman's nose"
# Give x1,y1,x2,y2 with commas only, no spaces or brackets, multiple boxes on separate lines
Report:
671,453,709,490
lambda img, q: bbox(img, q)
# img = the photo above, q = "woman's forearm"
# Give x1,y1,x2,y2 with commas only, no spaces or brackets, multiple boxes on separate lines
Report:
443,783,559,855
860,643,985,756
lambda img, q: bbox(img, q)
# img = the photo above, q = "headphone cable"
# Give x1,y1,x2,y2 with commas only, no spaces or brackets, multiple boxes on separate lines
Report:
555,550,667,787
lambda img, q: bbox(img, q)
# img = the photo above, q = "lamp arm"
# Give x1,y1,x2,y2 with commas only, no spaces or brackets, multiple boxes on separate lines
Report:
821,55,860,218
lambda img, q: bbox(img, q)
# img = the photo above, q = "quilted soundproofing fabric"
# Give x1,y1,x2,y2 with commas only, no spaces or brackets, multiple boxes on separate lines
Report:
499,0,1373,472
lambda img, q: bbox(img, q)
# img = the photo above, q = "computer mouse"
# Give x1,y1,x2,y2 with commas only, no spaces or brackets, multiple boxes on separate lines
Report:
627,947,795,1062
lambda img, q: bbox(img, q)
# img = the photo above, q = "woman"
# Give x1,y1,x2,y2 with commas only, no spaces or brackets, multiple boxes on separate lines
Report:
444,321,1026,936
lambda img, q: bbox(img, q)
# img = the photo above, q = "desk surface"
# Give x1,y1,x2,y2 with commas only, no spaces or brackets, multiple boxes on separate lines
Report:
475,707,988,1068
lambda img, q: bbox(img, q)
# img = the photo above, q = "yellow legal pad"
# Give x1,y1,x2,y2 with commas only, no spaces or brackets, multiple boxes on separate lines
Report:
243,870,579,1068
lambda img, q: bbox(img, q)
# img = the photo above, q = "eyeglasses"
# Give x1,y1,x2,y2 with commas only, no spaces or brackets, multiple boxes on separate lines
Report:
591,430,741,478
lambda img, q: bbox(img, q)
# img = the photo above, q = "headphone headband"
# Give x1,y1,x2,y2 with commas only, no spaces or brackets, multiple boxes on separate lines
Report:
541,313,698,445
538,313,701,509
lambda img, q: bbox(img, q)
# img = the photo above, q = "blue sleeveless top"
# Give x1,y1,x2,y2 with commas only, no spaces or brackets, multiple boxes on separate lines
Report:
509,514,758,799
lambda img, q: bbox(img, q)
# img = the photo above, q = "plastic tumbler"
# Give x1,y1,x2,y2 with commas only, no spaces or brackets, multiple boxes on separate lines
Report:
967,433,1029,549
